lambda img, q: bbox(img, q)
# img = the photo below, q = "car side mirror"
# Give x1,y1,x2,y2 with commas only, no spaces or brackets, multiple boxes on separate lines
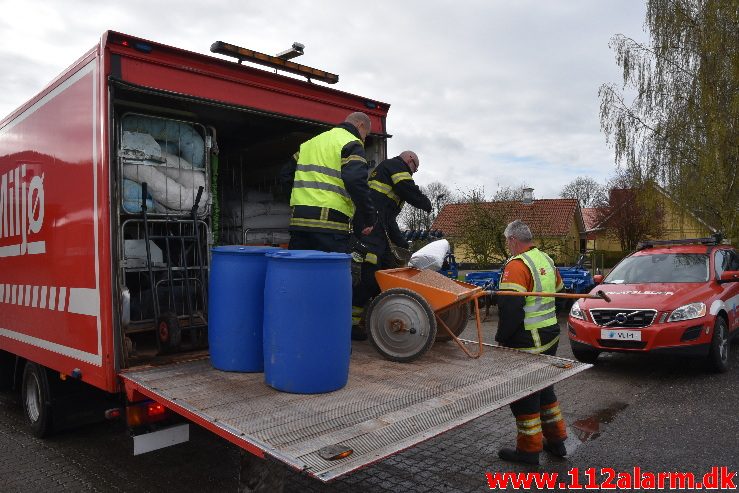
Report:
718,270,739,283
593,274,604,284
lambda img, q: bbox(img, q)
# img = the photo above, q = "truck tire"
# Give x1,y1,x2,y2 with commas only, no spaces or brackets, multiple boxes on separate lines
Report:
708,317,730,373
21,362,53,438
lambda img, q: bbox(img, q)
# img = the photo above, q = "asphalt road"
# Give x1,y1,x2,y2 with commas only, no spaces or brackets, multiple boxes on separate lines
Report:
2,313,738,492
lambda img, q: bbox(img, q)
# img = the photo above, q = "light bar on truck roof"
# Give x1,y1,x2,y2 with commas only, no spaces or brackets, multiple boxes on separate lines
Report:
210,41,339,84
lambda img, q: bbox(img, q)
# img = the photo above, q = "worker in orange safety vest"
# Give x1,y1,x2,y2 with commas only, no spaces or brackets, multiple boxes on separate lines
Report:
496,219,568,465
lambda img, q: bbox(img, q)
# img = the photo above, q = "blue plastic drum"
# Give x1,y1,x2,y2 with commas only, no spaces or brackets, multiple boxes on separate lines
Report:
263,250,352,393
208,245,279,372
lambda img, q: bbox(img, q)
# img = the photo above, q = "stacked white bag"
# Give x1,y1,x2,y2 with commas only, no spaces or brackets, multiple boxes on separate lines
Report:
120,129,209,214
408,239,450,270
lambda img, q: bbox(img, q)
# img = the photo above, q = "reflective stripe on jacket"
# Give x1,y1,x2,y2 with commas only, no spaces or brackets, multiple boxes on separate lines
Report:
289,127,362,231
501,248,559,353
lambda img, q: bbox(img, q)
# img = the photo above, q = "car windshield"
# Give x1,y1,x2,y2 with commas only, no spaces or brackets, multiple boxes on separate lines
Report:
604,253,709,283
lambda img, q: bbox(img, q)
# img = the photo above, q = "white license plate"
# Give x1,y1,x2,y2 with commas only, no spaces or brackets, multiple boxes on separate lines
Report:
600,329,642,341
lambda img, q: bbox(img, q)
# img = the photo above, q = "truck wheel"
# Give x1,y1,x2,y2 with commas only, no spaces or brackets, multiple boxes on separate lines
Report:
435,304,469,341
708,317,730,373
157,313,182,353
571,343,600,364
21,362,53,438
366,288,437,363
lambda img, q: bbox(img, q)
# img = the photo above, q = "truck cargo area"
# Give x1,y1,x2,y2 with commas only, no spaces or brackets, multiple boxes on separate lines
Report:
119,341,589,482
113,81,386,367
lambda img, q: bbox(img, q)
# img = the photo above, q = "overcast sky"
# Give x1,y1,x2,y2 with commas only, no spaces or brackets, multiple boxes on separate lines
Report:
0,0,648,201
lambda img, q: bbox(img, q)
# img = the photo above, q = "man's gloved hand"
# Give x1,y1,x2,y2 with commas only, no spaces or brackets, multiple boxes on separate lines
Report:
350,240,369,287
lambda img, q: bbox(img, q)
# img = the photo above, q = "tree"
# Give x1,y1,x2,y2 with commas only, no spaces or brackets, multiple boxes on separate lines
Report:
599,0,738,241
453,184,532,265
455,188,509,265
560,176,602,208
593,172,666,252
398,181,453,231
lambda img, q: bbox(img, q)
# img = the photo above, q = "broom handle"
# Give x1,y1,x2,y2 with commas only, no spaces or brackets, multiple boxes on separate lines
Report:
486,290,611,302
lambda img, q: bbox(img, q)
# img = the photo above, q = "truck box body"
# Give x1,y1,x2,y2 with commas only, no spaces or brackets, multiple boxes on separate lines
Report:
0,31,389,394
1,31,588,482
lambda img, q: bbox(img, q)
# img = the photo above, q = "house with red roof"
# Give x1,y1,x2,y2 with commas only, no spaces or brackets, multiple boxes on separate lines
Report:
581,185,716,254
431,194,586,265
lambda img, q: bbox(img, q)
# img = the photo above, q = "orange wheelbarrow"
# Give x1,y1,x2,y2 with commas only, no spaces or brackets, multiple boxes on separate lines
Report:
366,267,612,363
366,267,488,362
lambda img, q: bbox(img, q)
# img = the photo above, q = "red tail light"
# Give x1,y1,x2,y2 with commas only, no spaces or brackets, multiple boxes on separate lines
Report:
126,401,169,427
147,402,166,417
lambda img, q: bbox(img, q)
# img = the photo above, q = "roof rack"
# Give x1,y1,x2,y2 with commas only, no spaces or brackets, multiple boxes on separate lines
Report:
637,232,724,250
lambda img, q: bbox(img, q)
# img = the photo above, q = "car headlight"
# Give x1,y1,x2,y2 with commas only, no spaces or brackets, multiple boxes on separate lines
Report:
668,302,706,322
570,300,585,321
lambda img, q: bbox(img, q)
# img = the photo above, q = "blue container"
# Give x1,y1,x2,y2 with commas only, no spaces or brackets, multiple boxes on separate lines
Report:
263,250,352,393
208,245,279,372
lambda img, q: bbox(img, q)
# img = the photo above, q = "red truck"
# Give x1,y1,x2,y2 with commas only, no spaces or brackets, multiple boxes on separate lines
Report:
0,31,588,489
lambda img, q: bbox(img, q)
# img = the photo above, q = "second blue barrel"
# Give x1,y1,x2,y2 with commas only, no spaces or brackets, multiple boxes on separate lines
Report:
208,245,278,372
263,250,352,393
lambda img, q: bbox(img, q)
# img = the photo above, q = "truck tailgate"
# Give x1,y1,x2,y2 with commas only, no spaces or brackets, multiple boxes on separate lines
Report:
119,341,589,481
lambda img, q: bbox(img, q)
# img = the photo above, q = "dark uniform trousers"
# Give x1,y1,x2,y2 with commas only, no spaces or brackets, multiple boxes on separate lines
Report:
288,230,351,254
509,340,559,416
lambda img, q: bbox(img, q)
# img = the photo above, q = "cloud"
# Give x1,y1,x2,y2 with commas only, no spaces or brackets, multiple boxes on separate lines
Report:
0,0,647,199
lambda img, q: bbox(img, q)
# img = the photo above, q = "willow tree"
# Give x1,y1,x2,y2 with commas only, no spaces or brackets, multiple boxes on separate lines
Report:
599,0,738,241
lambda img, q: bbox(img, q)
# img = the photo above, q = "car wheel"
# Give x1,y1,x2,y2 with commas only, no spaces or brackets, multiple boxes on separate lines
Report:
571,343,600,364
708,317,730,373
21,362,53,438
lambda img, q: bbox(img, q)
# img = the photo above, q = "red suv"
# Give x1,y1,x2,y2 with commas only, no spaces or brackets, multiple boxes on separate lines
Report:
568,236,739,372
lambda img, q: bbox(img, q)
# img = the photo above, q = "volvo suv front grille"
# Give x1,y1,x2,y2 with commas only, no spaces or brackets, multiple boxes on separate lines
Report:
589,309,657,328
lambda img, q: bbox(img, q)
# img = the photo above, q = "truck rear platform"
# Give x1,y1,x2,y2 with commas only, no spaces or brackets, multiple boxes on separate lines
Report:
120,341,589,482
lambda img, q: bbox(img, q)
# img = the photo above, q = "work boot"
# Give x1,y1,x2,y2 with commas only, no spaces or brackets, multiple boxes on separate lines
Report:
543,440,567,457
498,448,540,465
351,325,367,341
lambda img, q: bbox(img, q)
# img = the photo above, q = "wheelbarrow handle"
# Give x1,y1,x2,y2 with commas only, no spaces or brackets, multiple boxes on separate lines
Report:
486,290,611,302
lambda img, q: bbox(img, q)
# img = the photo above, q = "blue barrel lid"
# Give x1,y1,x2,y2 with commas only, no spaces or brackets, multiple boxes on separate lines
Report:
266,249,350,261
212,245,281,256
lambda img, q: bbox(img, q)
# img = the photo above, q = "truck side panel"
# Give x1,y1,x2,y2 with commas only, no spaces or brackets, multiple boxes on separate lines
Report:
0,52,114,392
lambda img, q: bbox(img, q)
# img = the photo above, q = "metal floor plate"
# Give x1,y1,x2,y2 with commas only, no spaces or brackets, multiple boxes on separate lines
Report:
120,341,589,481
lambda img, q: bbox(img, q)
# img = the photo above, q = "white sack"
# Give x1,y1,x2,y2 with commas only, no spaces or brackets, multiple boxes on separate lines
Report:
123,164,208,212
409,239,450,270
120,131,164,162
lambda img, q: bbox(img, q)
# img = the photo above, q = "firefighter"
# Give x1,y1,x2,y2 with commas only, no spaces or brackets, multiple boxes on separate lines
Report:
496,219,568,465
280,112,376,253
351,151,432,340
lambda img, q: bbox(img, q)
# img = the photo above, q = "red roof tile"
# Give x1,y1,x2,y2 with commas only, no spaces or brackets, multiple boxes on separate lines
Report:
581,207,605,231
432,199,582,237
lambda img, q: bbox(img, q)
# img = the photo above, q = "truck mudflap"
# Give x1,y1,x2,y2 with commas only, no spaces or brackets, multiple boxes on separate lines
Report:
119,342,589,482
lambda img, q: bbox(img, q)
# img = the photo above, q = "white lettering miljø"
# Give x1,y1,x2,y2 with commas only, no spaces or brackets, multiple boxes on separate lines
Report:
0,164,46,258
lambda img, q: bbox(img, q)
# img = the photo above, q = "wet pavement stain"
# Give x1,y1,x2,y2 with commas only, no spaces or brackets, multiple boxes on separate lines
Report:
571,401,629,442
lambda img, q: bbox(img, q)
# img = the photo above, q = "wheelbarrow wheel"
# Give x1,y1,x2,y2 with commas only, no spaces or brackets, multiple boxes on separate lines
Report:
435,304,470,341
365,288,437,363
